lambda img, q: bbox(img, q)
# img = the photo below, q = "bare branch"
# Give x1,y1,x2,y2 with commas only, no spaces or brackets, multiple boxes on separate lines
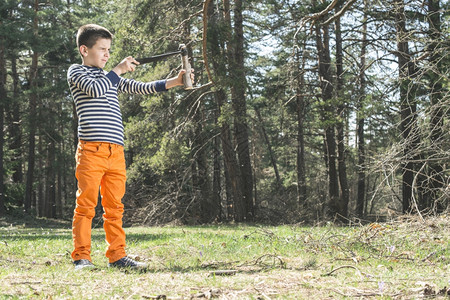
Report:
321,0,358,26
306,0,340,23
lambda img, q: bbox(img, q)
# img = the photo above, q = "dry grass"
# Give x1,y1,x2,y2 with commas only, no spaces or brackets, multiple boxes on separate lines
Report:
0,214,449,299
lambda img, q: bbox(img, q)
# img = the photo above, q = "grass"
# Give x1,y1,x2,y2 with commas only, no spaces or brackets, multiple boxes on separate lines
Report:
0,215,449,299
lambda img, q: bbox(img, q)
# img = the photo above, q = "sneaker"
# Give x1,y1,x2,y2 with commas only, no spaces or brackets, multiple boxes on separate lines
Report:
108,256,148,270
73,259,95,270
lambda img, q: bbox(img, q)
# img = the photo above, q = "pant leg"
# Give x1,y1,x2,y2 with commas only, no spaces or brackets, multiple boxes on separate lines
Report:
71,141,106,261
101,143,127,263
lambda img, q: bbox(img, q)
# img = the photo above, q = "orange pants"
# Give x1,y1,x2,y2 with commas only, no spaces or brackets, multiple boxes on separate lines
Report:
72,140,127,263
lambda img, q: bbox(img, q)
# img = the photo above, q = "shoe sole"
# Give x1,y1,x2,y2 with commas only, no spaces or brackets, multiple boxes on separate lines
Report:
74,265,96,270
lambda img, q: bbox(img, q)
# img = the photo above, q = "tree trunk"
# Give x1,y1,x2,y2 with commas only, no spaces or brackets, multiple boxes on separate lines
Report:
224,0,253,221
9,56,23,189
394,0,419,213
57,98,64,218
37,135,44,217
255,107,281,187
356,0,368,218
335,15,349,219
48,140,57,218
0,35,5,215
196,110,214,223
208,1,245,222
24,0,40,212
234,0,253,221
213,108,222,221
427,0,445,212
57,156,63,218
295,46,307,208
0,95,4,216
217,90,245,221
223,158,233,220
314,22,340,219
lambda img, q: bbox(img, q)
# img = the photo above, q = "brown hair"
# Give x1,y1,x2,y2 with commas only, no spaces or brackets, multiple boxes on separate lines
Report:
76,24,113,49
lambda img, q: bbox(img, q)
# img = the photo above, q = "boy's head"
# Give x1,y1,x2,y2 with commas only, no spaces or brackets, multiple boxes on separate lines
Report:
76,24,113,68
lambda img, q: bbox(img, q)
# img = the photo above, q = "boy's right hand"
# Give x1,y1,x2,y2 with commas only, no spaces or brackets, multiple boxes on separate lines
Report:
112,56,140,76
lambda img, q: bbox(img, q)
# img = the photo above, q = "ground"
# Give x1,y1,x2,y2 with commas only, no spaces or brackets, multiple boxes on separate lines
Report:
0,214,449,299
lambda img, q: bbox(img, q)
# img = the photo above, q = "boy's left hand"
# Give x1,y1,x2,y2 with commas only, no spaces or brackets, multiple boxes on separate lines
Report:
166,68,195,89
177,69,195,86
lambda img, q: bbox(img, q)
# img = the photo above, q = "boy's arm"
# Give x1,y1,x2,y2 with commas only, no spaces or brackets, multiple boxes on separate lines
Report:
68,65,118,98
115,56,191,94
165,71,186,89
117,70,188,94
117,77,168,95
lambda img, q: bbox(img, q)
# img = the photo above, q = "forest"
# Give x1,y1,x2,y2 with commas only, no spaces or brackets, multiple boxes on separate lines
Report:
0,0,448,224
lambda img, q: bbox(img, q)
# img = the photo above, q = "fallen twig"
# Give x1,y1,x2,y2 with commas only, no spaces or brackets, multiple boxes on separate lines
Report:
10,281,43,285
321,265,362,277
421,251,437,262
208,270,237,276
238,254,285,269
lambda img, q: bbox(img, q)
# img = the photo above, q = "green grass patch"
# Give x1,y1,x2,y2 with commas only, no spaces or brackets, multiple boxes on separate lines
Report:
0,216,449,299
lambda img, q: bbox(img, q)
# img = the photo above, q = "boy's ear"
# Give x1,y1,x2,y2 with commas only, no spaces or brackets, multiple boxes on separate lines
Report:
80,45,88,56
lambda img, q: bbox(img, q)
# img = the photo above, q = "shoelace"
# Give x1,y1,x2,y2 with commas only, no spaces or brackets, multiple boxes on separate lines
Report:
121,256,136,266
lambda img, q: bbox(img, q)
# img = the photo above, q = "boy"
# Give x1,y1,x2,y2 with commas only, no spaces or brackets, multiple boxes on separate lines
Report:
67,24,193,270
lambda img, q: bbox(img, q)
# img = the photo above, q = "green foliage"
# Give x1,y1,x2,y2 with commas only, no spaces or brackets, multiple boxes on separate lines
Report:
4,183,25,208
150,132,190,174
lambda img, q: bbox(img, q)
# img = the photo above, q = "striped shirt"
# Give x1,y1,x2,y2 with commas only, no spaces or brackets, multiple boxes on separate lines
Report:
67,64,167,146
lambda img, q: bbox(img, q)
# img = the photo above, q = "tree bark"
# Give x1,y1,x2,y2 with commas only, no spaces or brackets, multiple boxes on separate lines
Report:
37,135,44,217
213,108,222,221
225,0,254,221
295,47,307,208
0,34,6,215
314,21,340,219
394,0,419,213
45,140,56,218
196,109,214,223
427,0,445,212
209,0,245,222
218,90,245,221
24,0,39,212
57,95,64,218
335,15,349,219
356,0,368,218
9,56,23,189
255,107,281,187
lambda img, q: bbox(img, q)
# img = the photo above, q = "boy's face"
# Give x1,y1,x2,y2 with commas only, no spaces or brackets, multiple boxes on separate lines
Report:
80,38,112,69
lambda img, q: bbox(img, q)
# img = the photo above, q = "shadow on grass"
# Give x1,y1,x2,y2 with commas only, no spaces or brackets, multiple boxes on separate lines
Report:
0,230,187,244
1,207,72,229
1,208,263,245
